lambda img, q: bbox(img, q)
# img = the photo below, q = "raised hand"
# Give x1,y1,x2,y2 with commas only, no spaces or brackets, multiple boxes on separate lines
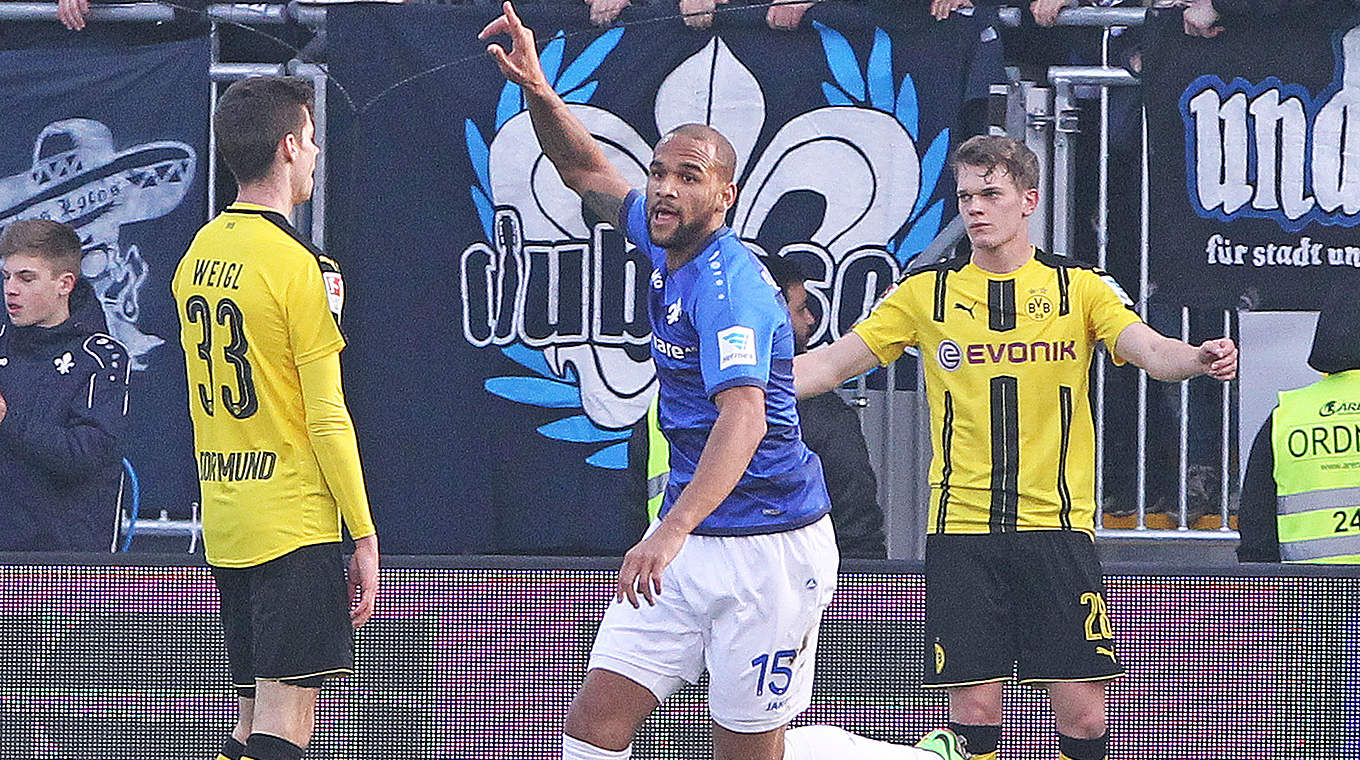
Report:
479,1,550,90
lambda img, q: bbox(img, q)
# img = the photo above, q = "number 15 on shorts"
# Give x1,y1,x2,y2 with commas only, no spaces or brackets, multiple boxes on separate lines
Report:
751,649,797,696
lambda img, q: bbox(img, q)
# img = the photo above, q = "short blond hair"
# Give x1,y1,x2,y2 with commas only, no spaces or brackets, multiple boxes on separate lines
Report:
950,135,1040,191
0,219,82,276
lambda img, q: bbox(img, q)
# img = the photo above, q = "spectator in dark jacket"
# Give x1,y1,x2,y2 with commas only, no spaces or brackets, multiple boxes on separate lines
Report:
0,219,130,551
765,255,888,558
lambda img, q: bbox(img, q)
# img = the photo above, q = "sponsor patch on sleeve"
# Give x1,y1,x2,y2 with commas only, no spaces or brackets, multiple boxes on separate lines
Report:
323,271,345,322
717,325,757,369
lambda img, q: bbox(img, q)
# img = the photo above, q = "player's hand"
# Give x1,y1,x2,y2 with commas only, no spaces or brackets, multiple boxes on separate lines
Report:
479,1,551,91
57,0,90,31
1182,0,1223,37
930,0,972,21
347,533,380,628
1030,0,1073,27
586,0,629,27
1198,337,1237,381
0,390,7,426
615,521,687,608
767,0,815,30
679,0,720,29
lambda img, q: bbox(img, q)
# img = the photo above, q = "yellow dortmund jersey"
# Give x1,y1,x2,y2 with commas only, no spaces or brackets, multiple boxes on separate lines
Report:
854,250,1142,535
173,203,360,567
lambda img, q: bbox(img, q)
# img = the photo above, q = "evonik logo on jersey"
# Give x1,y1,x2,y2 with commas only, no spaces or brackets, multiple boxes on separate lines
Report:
1180,26,1360,233
938,338,1078,369
460,24,951,468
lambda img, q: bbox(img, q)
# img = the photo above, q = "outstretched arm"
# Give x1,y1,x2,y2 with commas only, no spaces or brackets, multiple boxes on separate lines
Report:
1113,322,1238,382
793,332,881,398
480,1,632,221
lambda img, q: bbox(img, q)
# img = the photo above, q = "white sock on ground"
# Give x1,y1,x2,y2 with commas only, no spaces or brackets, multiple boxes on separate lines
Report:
562,734,632,760
784,725,942,760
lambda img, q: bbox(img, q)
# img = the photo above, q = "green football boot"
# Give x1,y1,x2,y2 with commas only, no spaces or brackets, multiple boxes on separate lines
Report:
914,728,972,760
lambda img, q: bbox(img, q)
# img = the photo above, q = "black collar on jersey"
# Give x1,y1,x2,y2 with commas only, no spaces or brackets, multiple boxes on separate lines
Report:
224,204,328,261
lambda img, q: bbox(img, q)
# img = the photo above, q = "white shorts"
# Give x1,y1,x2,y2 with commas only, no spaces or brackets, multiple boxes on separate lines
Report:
588,515,839,733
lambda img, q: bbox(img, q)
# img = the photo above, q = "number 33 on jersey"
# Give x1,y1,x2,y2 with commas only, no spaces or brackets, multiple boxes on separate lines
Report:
172,202,347,565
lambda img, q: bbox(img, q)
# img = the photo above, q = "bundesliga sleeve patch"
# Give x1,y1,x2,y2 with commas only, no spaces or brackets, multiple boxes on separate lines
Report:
717,325,758,369
323,271,345,322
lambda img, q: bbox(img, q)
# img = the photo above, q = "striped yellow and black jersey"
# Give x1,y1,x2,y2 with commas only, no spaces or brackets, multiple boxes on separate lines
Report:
853,250,1142,535
172,202,373,567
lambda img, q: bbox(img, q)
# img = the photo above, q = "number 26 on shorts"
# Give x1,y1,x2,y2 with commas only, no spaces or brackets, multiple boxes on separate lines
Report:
750,649,797,696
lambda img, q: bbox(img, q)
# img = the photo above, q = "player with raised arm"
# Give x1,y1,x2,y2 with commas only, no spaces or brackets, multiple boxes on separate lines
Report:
480,4,968,759
172,76,379,760
796,135,1237,760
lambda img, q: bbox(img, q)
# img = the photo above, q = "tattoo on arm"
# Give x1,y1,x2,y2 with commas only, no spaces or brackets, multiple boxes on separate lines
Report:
581,190,626,227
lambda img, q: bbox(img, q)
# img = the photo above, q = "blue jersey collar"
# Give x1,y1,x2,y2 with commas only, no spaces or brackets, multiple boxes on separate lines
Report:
667,225,733,273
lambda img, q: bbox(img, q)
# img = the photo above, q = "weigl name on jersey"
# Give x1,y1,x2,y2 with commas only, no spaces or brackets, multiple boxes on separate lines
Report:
190,258,245,290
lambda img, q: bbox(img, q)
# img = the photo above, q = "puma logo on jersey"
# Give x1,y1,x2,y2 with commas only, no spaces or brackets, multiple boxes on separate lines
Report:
1097,646,1117,661
954,302,975,318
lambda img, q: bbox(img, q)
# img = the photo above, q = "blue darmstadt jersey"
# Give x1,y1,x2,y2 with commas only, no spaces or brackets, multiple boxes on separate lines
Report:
620,191,830,536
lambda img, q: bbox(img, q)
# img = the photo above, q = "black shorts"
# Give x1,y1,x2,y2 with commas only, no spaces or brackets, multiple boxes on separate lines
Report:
212,542,354,697
922,530,1125,688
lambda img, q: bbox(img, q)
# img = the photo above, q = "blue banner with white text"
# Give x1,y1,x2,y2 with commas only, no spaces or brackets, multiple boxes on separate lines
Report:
325,3,1000,553
1146,14,1360,309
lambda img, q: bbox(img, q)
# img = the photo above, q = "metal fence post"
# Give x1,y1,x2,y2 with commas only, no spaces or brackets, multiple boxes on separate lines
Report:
1024,84,1053,251
1051,80,1079,257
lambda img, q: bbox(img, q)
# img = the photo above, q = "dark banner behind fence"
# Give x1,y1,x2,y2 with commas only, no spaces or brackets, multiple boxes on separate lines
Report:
1145,16,1360,310
326,3,999,554
0,38,209,529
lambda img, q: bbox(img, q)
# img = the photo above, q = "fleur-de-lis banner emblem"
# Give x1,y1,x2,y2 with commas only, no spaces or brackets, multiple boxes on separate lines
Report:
325,2,1000,553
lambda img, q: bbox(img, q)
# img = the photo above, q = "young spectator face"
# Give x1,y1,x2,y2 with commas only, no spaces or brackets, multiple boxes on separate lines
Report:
3,252,75,328
955,163,1038,253
782,280,815,354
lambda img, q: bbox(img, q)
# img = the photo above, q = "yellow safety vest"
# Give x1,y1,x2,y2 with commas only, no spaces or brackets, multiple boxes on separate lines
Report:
646,393,669,522
1271,370,1360,563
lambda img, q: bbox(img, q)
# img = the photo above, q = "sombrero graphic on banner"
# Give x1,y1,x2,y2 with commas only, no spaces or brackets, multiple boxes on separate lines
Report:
0,118,196,367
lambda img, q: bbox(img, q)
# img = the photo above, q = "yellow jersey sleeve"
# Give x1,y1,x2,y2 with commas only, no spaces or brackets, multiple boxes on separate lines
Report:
852,277,925,366
286,253,346,367
298,353,376,539
1076,268,1142,365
